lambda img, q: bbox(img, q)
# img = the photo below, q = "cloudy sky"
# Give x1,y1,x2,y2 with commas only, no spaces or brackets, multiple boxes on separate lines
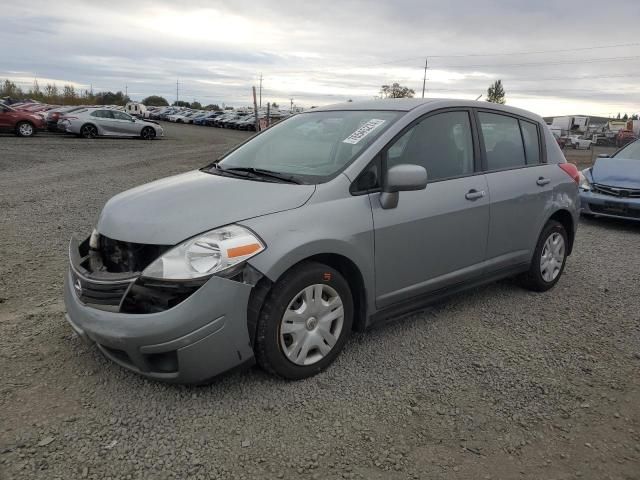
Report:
3,0,639,116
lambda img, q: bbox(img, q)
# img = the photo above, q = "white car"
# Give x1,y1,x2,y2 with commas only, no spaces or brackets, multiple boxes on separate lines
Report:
567,135,592,150
60,108,164,139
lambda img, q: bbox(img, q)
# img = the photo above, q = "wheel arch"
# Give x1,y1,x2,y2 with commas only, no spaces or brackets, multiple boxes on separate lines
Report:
247,251,369,346
80,122,99,135
547,209,576,255
15,120,36,136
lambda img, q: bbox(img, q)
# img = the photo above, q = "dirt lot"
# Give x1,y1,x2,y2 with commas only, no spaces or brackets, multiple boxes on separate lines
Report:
562,145,618,170
1,123,639,480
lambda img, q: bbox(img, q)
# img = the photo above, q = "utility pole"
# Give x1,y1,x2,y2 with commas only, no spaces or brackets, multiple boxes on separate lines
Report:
125,84,128,98
290,98,294,111
252,86,260,132
176,79,179,104
258,73,263,109
421,57,428,99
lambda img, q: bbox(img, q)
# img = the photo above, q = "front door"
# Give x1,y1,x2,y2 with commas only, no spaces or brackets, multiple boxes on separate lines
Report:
371,110,490,308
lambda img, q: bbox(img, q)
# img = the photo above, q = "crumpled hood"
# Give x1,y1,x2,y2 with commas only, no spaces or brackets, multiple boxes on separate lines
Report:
591,157,640,189
97,170,315,244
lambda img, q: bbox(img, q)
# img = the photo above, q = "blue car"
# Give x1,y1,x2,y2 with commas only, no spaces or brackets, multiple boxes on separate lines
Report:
579,139,640,221
193,112,220,125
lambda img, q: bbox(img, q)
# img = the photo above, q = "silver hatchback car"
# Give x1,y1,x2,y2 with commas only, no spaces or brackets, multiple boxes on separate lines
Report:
64,99,579,383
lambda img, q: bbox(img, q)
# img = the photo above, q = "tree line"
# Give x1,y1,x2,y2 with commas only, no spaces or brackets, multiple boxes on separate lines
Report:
1,79,132,106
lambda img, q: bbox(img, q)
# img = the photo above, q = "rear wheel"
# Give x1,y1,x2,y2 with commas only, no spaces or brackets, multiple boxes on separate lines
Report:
16,121,35,137
140,126,156,140
255,262,353,380
81,124,98,139
519,220,568,292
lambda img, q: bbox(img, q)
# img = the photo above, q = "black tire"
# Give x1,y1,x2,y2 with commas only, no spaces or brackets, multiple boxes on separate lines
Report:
140,126,156,140
80,124,98,139
255,262,354,380
15,121,35,137
519,220,568,292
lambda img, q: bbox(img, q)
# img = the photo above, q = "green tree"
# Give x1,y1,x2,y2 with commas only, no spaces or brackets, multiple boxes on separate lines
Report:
142,95,169,106
190,101,202,109
1,79,23,98
486,80,506,104
44,83,59,102
622,113,628,121
95,91,130,106
380,83,415,98
62,85,77,104
616,112,621,119
205,104,221,111
271,102,279,108
29,79,42,100
173,100,191,107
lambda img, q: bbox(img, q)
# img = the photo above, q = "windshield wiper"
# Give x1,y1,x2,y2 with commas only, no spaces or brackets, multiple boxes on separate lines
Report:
222,167,302,184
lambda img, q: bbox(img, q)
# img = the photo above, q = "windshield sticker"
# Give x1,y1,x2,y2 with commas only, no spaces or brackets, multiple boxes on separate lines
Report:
343,119,386,144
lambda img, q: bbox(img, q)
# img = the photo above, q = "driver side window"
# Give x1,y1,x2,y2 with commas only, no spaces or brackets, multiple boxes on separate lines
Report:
113,111,132,121
386,111,475,181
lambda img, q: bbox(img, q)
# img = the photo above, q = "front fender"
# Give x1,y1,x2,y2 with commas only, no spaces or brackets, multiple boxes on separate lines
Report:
243,193,376,312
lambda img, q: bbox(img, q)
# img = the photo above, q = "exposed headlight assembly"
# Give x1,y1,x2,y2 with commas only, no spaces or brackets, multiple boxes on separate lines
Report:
142,225,265,280
578,170,591,191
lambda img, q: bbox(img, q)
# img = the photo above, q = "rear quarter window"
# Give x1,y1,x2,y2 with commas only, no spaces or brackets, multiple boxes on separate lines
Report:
520,120,542,164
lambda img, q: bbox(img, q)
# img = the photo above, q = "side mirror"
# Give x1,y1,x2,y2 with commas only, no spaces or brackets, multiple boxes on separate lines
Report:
380,164,428,209
597,153,610,158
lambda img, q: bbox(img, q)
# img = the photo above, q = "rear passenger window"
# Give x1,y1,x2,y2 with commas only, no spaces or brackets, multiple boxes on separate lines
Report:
386,111,474,181
520,120,541,164
478,112,526,170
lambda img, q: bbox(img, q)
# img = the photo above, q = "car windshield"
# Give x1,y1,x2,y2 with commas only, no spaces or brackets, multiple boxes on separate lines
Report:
214,110,402,182
615,140,640,160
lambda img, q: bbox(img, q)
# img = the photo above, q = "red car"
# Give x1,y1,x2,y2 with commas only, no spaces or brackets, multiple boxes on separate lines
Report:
0,103,46,137
616,129,637,148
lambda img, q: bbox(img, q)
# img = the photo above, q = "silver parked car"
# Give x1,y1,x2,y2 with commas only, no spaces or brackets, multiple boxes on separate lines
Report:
60,108,164,139
64,99,579,383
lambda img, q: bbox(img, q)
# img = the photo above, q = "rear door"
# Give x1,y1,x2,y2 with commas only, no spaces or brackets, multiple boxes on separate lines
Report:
477,110,553,269
371,109,490,308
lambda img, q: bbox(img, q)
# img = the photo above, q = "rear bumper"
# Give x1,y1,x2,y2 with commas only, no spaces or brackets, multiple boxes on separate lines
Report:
64,268,255,383
580,191,640,221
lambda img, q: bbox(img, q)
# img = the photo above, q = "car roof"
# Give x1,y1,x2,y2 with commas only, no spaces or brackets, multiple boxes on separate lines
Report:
311,98,544,122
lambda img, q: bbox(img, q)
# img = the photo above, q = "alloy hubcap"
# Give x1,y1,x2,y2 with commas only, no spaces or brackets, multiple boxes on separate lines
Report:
20,124,33,135
280,284,344,366
540,232,565,282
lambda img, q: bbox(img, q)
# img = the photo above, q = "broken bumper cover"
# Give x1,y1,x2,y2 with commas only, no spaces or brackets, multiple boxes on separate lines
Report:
64,268,255,383
580,191,640,222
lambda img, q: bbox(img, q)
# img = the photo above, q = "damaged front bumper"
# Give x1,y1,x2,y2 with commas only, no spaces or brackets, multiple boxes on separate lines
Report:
63,236,257,383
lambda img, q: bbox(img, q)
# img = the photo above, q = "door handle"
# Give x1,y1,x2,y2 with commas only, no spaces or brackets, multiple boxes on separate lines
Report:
536,177,551,186
465,189,486,201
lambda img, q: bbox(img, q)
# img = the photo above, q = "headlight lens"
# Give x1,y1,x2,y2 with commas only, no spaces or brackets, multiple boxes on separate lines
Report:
579,170,591,191
142,225,265,280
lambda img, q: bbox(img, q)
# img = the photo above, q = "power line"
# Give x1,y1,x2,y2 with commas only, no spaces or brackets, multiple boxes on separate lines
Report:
430,55,640,70
264,41,640,76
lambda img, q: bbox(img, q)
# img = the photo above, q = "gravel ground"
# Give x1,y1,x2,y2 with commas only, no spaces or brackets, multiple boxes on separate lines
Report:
1,123,639,480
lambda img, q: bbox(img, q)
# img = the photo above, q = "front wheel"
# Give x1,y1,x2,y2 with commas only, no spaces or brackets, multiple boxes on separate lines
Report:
140,126,156,140
255,262,353,380
519,220,568,292
16,121,35,137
